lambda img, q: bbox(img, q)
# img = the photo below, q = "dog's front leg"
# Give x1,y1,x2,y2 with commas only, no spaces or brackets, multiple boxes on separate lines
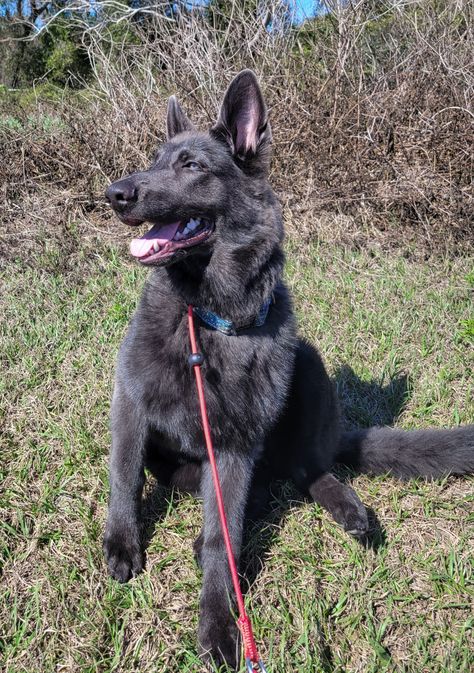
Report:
198,449,254,670
103,385,146,583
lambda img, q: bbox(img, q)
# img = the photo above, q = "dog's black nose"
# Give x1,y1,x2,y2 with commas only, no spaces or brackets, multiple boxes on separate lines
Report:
106,179,138,211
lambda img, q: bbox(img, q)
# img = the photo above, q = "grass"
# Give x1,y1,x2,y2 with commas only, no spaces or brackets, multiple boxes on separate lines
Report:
1,227,473,673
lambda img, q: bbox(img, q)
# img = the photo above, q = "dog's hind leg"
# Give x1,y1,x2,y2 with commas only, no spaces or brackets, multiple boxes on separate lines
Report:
145,453,202,496
281,340,369,536
289,435,369,536
307,472,369,536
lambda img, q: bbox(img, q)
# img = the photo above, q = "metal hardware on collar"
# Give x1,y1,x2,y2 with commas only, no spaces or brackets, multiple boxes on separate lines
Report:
193,296,272,335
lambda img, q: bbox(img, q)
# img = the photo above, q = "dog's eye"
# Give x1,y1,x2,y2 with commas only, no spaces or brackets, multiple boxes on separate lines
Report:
184,161,201,170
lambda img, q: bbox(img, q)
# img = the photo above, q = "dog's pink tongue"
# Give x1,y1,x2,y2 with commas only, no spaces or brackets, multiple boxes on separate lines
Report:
130,222,180,258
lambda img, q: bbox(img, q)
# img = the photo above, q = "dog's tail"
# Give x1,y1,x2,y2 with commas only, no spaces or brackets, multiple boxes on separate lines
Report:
337,425,474,479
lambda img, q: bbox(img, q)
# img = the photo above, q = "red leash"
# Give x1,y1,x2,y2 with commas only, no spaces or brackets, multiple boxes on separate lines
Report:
187,305,268,673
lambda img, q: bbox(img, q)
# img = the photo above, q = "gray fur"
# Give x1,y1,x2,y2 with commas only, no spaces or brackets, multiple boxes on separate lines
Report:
103,70,474,670
339,425,474,479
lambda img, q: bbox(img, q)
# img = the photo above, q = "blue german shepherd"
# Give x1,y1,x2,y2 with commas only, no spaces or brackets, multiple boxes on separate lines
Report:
104,70,474,670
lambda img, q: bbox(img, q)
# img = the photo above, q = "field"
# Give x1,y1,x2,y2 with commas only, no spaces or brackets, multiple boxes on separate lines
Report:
1,220,473,672
1,1,474,669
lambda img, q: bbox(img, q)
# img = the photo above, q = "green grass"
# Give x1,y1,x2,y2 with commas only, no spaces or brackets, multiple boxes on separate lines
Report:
1,232,473,672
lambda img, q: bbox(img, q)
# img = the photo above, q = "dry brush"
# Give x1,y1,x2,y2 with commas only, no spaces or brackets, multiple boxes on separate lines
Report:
1,0,473,261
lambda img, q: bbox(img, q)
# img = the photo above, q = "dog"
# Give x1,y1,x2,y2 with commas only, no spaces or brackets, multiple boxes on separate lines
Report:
104,70,474,670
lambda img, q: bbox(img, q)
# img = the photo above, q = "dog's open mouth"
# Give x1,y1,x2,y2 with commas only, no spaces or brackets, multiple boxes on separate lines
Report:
130,217,213,264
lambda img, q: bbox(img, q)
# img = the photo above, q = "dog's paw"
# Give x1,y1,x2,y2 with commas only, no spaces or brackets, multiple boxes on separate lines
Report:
338,490,369,537
320,483,369,537
103,528,143,583
198,596,239,671
343,509,369,537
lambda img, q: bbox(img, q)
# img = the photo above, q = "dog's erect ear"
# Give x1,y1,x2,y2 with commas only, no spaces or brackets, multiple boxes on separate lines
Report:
211,70,272,171
167,96,195,139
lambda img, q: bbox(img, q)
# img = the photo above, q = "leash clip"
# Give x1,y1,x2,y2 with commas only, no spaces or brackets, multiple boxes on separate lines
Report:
246,658,269,673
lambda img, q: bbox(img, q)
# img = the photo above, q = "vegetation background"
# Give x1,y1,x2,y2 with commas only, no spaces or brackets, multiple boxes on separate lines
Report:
1,1,473,672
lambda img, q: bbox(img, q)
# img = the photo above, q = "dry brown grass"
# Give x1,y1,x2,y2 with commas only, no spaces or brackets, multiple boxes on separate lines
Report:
1,0,473,260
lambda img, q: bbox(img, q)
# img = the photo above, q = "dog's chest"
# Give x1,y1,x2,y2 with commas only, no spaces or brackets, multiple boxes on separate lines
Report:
123,308,294,456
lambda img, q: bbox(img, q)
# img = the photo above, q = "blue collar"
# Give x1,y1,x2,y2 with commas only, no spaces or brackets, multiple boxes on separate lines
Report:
193,297,272,335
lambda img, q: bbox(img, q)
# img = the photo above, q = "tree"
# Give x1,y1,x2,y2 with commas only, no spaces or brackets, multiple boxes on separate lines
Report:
0,1,96,86
0,1,55,86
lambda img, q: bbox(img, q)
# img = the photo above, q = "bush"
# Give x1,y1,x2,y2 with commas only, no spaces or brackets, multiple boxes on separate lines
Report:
1,0,473,259
42,19,92,86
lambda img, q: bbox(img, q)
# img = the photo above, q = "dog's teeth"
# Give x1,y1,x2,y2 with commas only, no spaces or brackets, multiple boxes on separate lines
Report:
153,241,160,252
174,231,182,240
188,219,198,230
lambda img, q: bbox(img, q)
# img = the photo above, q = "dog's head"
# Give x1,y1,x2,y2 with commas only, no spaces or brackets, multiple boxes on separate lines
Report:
105,70,275,267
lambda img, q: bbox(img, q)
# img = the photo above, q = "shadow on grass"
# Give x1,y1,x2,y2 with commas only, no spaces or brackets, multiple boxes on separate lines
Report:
333,364,411,552
334,364,411,431
140,480,176,558
332,364,411,552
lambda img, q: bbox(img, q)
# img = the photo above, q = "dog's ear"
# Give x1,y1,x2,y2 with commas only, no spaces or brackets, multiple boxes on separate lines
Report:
167,96,195,139
211,70,272,172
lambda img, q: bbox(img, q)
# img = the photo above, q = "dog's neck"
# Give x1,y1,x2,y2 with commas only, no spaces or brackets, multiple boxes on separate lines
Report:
167,235,284,326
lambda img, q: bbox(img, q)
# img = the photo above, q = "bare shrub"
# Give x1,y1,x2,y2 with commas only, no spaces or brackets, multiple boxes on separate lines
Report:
1,0,473,259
